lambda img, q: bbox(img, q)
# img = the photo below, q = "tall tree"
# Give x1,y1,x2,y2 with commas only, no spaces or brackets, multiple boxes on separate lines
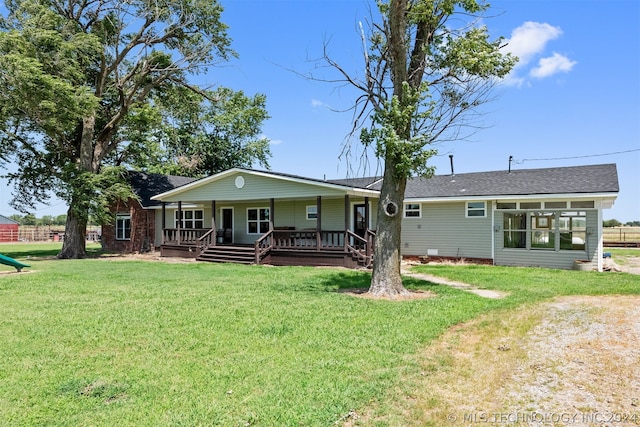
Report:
326,0,516,297
119,86,271,178
0,0,244,258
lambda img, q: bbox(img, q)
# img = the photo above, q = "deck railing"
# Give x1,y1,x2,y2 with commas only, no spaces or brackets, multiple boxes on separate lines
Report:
196,228,217,256
345,229,375,268
254,230,274,264
165,227,375,267
272,230,345,250
162,228,210,245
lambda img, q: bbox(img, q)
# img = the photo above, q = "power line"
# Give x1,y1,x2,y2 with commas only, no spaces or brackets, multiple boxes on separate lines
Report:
519,148,640,163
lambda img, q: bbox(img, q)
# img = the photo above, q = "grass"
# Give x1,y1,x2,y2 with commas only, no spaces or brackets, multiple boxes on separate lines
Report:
1,243,639,426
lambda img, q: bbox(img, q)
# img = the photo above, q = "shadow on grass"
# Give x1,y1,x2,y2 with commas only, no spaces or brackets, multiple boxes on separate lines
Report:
300,270,442,294
0,245,103,260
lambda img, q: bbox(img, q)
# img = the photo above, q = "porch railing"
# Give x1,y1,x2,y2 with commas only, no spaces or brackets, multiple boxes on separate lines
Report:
254,230,274,264
272,230,345,250
196,228,217,256
164,227,375,267
346,229,375,268
162,228,210,245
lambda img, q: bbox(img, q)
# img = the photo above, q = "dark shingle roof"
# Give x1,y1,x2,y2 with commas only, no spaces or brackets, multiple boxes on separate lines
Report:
404,163,619,199
129,171,197,207
333,164,618,198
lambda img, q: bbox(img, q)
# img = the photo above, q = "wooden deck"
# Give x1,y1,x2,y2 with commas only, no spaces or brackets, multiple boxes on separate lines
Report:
160,228,374,268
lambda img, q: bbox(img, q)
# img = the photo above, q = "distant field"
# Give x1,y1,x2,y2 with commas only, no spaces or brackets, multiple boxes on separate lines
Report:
603,226,640,244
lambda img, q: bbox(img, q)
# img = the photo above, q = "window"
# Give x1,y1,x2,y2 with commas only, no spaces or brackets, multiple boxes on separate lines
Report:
571,201,594,209
497,202,517,210
115,213,131,240
306,205,317,220
404,203,421,218
545,201,566,209
174,210,204,229
503,213,526,248
530,213,555,250
466,202,486,218
503,211,586,251
247,208,270,234
520,202,541,209
559,211,586,250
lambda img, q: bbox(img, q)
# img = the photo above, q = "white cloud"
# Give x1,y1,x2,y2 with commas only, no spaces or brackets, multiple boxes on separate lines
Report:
530,52,577,78
502,21,576,85
311,99,326,109
504,22,563,66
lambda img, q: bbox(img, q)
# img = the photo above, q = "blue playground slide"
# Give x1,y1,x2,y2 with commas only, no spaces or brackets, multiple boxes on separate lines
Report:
0,253,30,272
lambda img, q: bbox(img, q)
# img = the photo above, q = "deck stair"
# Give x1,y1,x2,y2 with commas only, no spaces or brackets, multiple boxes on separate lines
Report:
197,245,255,265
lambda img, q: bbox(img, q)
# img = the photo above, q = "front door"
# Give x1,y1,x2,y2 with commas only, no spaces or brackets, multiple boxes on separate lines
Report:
353,204,367,238
221,208,233,244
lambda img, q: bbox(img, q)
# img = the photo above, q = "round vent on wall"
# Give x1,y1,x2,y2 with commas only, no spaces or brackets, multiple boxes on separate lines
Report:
235,176,245,189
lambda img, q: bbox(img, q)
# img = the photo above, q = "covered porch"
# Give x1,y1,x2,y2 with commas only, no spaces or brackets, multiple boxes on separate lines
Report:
157,195,376,268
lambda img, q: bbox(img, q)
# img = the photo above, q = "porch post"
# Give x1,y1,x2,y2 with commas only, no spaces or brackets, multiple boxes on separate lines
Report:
177,201,182,245
344,195,350,231
316,196,322,250
211,200,216,247
344,194,350,251
270,198,275,231
364,197,369,232
161,202,166,243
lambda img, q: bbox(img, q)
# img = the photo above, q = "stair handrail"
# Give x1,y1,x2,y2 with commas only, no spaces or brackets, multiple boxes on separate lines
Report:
254,230,274,264
196,228,217,257
345,230,373,267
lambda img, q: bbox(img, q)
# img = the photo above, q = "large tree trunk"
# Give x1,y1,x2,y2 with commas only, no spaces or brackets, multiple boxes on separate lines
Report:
368,163,409,298
58,115,96,259
58,204,88,259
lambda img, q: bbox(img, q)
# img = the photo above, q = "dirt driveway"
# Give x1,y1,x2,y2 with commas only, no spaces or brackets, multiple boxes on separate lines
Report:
374,295,640,427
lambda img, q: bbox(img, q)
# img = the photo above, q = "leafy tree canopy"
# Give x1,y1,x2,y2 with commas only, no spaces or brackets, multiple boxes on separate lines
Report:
0,0,270,257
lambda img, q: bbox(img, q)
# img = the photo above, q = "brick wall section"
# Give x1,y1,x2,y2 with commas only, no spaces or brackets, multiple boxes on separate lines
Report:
102,198,156,253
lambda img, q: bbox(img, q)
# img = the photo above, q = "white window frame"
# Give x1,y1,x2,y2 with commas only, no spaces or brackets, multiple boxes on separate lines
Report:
247,207,270,234
174,209,204,229
403,203,422,218
115,213,131,240
306,205,318,220
466,201,486,218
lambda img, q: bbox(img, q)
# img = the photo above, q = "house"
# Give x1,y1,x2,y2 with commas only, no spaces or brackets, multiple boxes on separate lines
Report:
0,214,19,242
101,172,196,253
105,163,619,271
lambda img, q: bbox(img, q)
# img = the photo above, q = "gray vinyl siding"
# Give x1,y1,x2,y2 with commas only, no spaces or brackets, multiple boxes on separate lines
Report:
494,210,599,269
401,201,493,259
160,173,350,202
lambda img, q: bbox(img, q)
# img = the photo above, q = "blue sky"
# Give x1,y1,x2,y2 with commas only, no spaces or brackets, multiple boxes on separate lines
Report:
1,0,638,222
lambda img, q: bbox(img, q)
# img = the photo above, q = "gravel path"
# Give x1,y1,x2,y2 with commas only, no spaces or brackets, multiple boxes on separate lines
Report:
499,296,640,426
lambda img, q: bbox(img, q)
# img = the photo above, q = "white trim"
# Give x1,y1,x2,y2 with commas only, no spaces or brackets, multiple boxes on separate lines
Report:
465,201,487,218
405,193,618,204
246,207,270,235
403,202,422,218
597,207,603,272
306,205,318,220
150,168,380,200
115,212,131,240
350,200,374,231
491,201,495,264
219,207,234,244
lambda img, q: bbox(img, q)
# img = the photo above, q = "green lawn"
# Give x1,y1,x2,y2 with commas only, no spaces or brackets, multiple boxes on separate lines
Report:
1,244,639,426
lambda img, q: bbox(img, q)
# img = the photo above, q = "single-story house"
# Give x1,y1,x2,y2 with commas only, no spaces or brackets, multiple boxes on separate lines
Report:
103,163,619,271
0,214,19,242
